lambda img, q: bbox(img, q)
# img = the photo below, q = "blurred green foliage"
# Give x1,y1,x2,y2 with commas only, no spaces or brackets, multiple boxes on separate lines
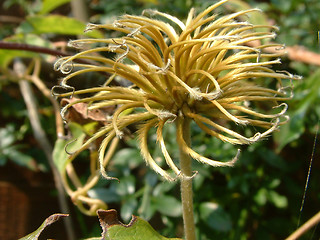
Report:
1,0,319,239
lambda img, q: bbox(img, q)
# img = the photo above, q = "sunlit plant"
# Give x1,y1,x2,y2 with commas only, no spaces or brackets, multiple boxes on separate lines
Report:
53,0,300,239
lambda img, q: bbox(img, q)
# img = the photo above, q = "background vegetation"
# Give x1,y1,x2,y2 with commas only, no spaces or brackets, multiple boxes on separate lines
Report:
0,0,319,239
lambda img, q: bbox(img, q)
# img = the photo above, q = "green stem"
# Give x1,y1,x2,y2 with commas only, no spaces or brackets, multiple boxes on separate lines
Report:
178,118,196,240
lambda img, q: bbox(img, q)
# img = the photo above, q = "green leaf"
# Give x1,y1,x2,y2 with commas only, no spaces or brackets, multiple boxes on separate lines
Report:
274,111,305,152
153,181,176,196
271,0,292,12
226,0,269,27
39,0,71,14
19,213,68,240
138,184,155,220
88,187,121,204
258,148,287,170
199,202,232,232
6,147,37,170
0,125,37,170
112,148,143,169
22,15,103,38
268,178,281,189
121,198,138,222
254,188,268,206
0,47,36,69
0,125,16,148
116,175,136,196
0,155,8,166
152,195,182,217
268,191,288,208
274,69,320,151
52,138,69,173
52,122,86,173
97,209,182,240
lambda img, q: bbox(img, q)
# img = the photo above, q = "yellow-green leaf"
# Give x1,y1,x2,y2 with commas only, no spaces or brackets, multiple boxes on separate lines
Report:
52,122,86,173
226,0,269,26
19,213,68,240
39,0,71,14
25,15,103,38
98,209,182,240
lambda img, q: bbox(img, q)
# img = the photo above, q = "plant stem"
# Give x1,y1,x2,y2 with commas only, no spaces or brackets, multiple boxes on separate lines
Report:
15,60,76,240
0,41,96,65
285,211,320,240
71,0,89,24
0,41,70,57
178,118,196,240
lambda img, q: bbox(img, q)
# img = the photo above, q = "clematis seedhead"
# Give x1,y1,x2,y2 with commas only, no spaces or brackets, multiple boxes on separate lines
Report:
54,0,301,181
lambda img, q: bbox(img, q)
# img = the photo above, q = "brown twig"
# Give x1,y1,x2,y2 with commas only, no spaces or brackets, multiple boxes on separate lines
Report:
0,41,113,81
0,15,24,23
14,60,76,240
286,211,320,240
284,45,320,66
0,41,99,66
247,40,320,66
0,41,71,57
